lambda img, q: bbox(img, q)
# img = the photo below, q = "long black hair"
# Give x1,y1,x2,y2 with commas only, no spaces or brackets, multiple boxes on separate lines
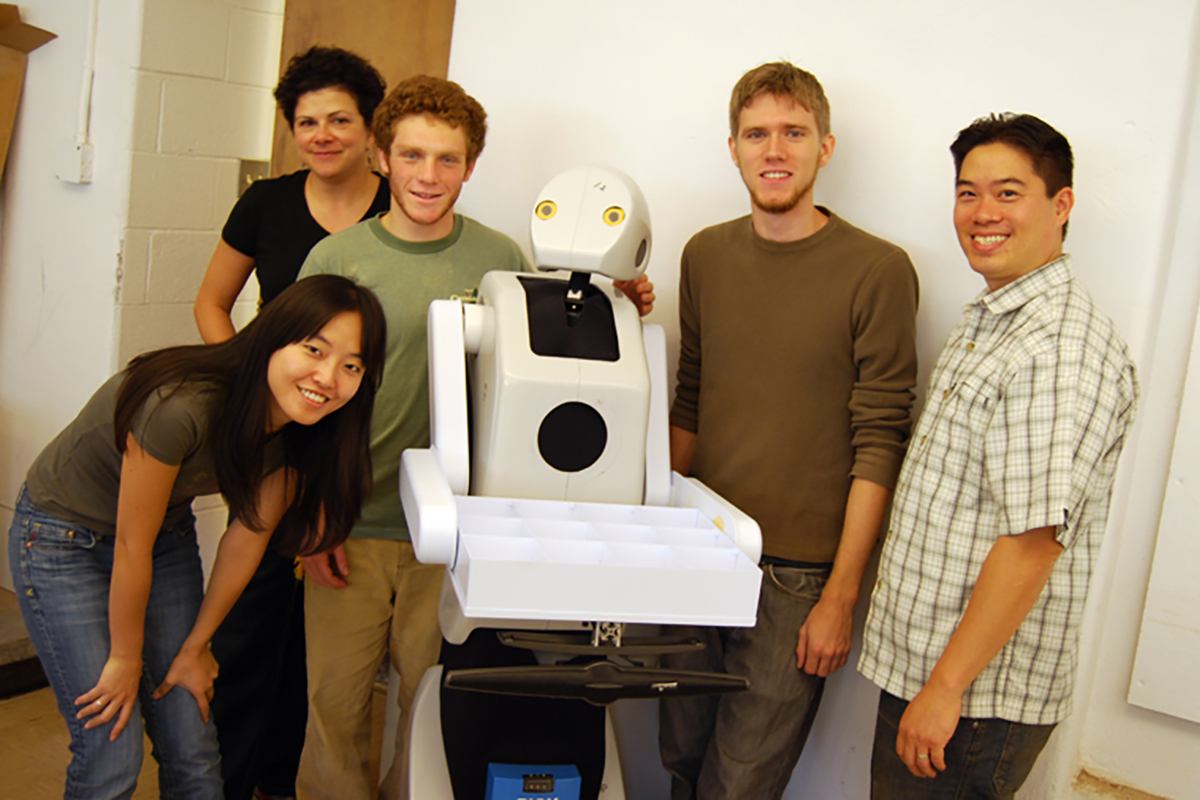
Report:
115,275,387,555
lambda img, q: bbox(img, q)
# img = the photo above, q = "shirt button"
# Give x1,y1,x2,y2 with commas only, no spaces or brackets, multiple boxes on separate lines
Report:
920,435,927,445
966,342,976,351
943,389,951,399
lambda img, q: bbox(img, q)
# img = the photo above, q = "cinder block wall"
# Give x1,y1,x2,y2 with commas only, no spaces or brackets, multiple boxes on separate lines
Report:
119,0,284,570
117,0,283,369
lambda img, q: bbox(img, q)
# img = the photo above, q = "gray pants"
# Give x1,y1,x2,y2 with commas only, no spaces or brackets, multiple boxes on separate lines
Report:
659,564,830,800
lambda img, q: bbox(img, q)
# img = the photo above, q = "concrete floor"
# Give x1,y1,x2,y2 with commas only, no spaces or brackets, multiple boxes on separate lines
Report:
1,583,394,798
0,687,160,799
0,674,388,799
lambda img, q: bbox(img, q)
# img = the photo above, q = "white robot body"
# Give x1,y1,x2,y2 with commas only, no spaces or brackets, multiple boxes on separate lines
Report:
470,271,650,503
398,166,762,800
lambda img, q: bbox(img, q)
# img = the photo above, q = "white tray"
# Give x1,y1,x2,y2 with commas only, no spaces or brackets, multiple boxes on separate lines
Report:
447,493,761,626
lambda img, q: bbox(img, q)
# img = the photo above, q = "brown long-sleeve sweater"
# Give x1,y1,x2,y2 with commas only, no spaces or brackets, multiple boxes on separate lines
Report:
670,211,919,562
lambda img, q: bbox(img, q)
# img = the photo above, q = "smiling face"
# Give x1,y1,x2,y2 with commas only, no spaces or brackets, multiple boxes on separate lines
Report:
377,113,475,242
292,87,373,182
954,142,1074,291
266,310,365,432
729,93,834,217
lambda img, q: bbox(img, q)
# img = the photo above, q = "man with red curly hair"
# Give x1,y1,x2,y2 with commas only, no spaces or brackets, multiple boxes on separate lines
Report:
295,74,652,800
295,74,525,800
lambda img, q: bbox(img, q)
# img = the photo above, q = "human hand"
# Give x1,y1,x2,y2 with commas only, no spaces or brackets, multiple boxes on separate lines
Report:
74,655,143,741
795,596,853,676
152,645,219,723
301,544,349,589
895,683,962,777
613,274,655,317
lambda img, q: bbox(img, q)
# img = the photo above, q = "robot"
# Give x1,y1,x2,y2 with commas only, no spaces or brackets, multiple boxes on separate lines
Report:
398,166,763,800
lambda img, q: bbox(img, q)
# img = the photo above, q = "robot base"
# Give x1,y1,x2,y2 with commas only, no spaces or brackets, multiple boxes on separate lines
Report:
408,665,627,799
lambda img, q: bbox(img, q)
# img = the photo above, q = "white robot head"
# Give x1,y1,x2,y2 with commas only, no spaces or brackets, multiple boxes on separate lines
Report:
530,165,652,282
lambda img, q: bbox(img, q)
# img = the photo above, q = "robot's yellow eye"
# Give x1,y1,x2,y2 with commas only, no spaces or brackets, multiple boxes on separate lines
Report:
603,206,625,226
535,200,557,219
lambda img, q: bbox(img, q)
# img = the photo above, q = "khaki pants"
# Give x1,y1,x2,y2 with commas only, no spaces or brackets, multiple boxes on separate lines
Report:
297,538,443,800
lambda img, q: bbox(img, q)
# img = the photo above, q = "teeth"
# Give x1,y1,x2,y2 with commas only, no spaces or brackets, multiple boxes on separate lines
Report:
299,388,328,404
974,234,1007,245
763,171,789,178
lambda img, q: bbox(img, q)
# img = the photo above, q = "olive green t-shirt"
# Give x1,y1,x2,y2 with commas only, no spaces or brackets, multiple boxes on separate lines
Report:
299,213,528,540
26,373,221,536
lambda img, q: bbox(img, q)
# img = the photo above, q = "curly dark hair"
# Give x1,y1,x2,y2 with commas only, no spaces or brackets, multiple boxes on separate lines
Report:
274,46,387,128
372,75,488,164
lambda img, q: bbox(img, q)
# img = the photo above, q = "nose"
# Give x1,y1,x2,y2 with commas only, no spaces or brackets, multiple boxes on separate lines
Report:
416,157,437,183
974,195,1002,222
765,132,785,159
312,358,337,389
312,121,334,142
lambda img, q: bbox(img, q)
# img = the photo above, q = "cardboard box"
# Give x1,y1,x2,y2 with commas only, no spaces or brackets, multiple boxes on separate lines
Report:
0,5,54,178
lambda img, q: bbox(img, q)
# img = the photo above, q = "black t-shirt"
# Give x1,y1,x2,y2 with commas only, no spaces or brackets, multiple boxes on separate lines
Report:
221,170,391,305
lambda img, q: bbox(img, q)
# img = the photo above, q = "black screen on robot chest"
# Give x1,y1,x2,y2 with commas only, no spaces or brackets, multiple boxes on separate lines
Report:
519,275,620,361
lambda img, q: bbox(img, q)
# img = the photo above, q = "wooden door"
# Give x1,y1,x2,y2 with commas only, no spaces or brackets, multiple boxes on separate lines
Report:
270,0,457,175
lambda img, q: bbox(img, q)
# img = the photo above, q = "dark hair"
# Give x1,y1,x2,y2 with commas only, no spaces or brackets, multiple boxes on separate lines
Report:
274,46,387,128
372,75,487,164
950,113,1074,236
730,61,830,139
115,275,387,556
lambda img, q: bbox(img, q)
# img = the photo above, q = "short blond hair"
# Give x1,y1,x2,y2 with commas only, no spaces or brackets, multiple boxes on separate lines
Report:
729,62,830,139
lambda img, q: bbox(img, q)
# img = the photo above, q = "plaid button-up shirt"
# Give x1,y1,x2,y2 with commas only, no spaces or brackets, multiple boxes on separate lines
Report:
859,256,1138,725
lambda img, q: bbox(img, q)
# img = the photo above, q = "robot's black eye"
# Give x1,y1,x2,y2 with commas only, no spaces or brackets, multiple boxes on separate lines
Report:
536,200,557,219
604,206,625,226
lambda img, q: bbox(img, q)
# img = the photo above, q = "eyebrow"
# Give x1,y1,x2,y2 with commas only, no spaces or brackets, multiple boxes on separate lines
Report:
308,333,365,360
956,177,1027,188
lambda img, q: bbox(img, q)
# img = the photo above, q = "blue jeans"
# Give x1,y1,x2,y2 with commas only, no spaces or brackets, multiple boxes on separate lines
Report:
659,564,829,800
8,488,223,800
871,691,1055,800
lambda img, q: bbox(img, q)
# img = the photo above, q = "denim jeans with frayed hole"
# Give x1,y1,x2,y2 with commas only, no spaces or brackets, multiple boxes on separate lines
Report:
8,487,223,800
871,690,1055,800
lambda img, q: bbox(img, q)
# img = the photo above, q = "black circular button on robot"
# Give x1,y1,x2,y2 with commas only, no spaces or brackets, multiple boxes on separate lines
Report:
538,402,608,472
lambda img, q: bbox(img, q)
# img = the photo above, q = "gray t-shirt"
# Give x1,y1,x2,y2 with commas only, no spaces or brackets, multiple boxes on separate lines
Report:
26,372,221,536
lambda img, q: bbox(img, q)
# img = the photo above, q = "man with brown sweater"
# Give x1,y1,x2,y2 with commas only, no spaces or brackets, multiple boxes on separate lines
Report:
659,62,919,800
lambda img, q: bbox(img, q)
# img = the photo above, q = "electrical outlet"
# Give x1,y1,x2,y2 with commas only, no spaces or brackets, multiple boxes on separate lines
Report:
239,159,269,196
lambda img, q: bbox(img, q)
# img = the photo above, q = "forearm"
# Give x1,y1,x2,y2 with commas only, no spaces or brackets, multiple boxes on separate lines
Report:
179,522,271,653
669,425,697,475
194,239,255,344
107,541,153,660
181,469,288,652
822,477,890,606
194,302,237,344
926,527,1063,696
110,435,180,660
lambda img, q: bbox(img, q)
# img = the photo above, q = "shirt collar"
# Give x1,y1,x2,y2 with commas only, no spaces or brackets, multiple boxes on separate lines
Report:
968,255,1073,316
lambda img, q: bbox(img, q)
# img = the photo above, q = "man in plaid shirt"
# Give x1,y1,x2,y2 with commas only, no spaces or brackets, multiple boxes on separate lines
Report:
858,114,1138,799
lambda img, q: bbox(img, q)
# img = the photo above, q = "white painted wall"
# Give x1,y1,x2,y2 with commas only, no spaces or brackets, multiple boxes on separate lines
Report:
0,0,282,589
120,0,283,571
0,0,142,591
447,2,1200,798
